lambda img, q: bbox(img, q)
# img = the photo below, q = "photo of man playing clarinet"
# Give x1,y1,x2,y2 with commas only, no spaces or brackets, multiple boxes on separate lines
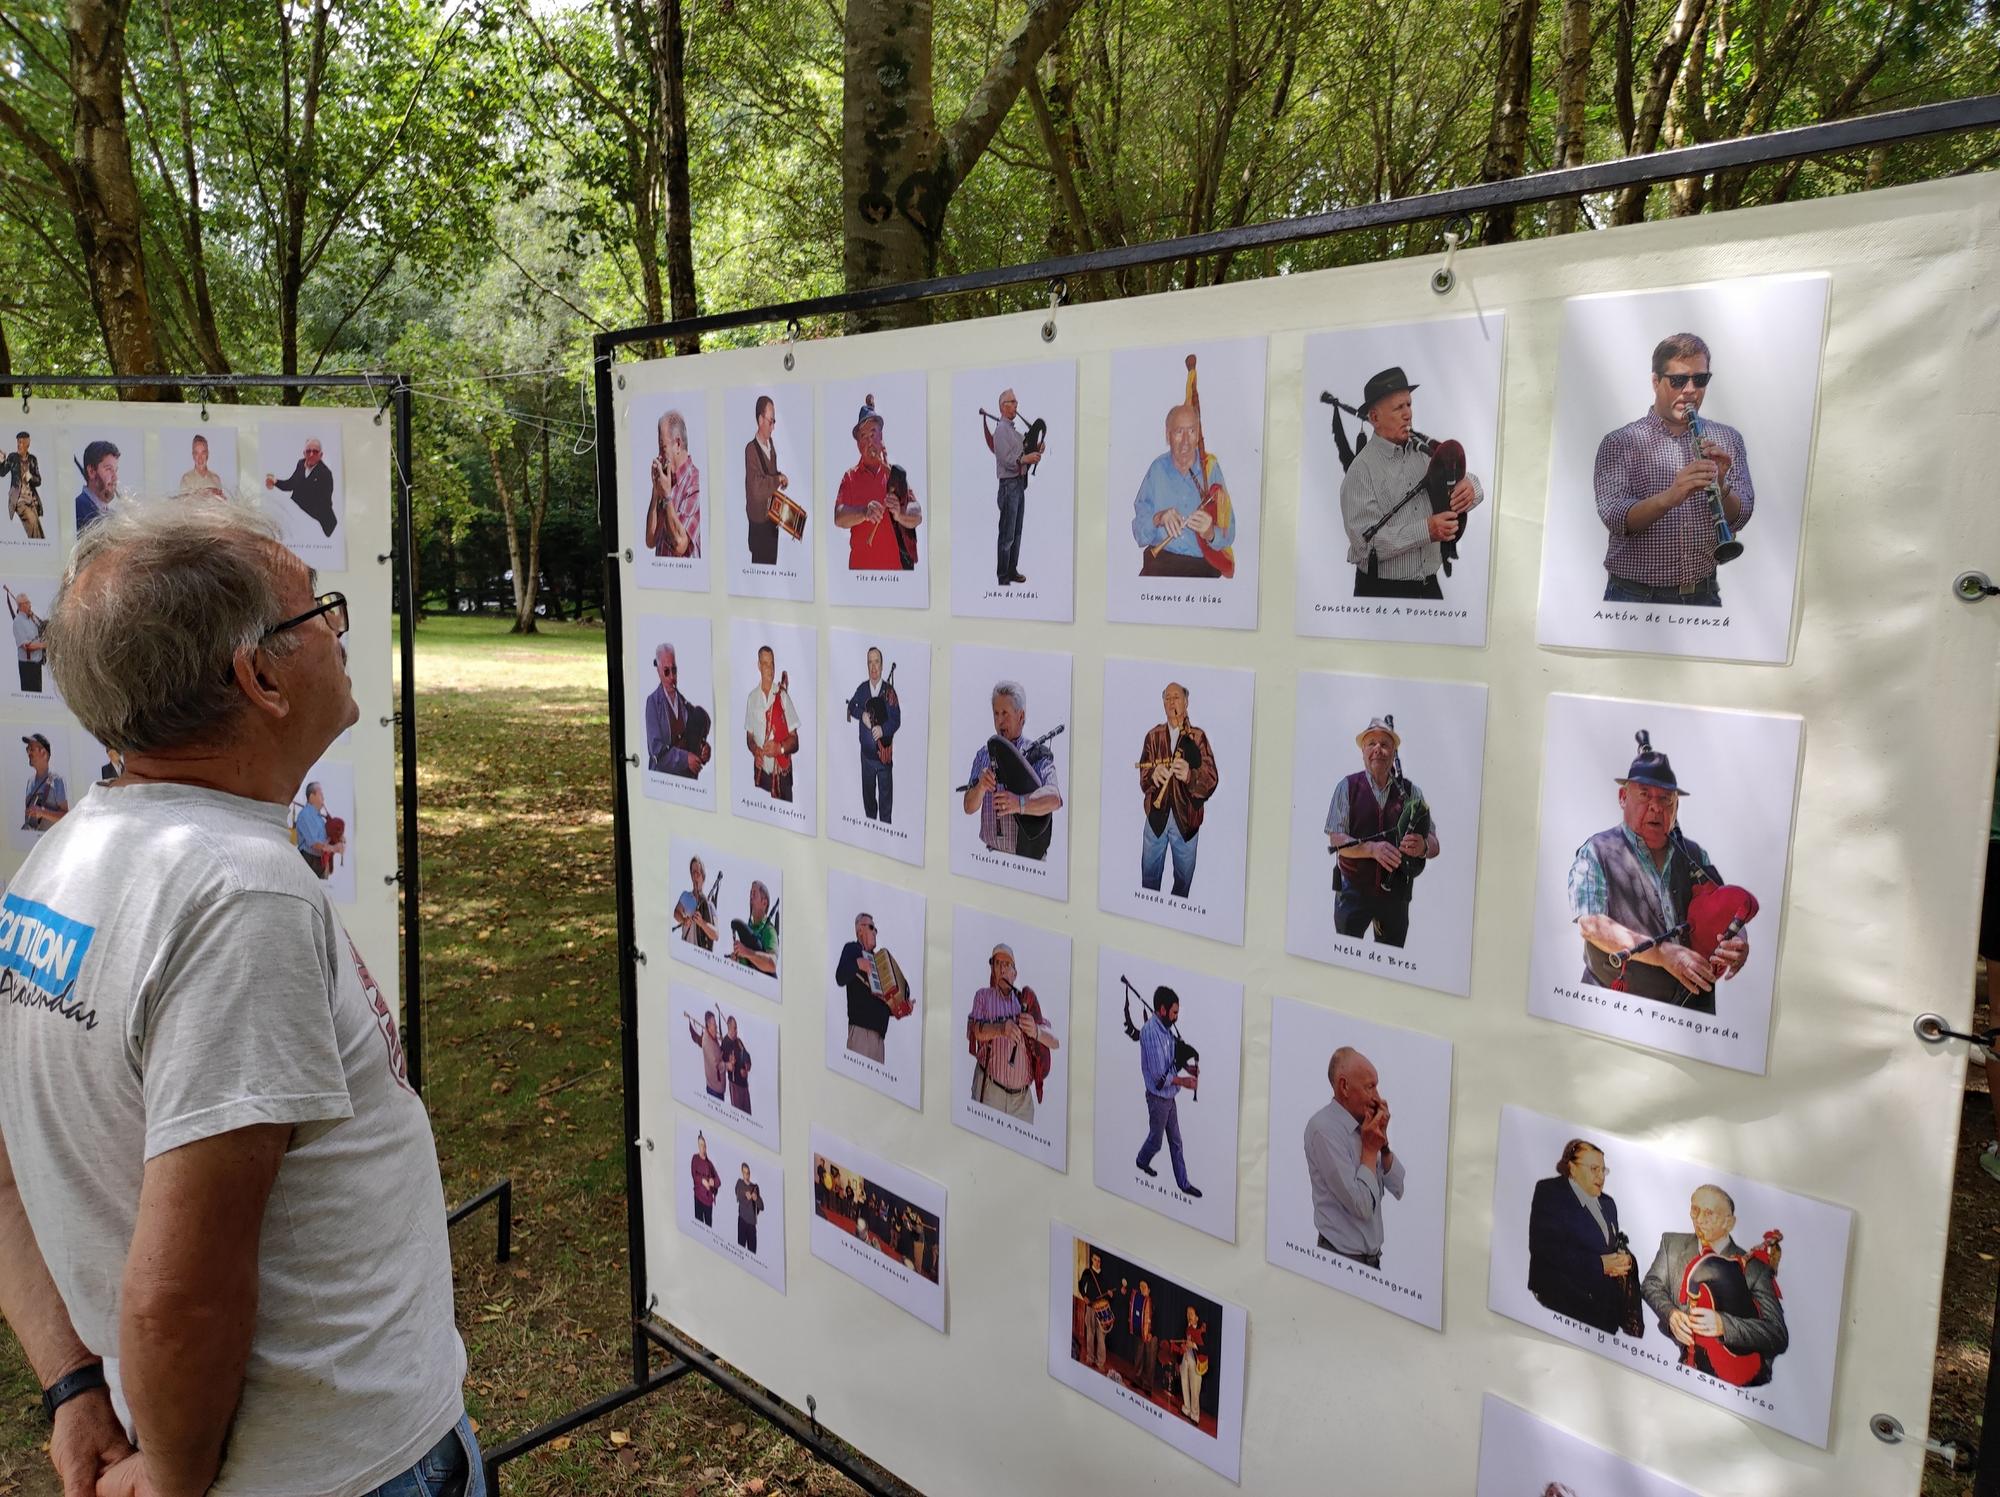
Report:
1338,367,1483,600
1593,333,1754,607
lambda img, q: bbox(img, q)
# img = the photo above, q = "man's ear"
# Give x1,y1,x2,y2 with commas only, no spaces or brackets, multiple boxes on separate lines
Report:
231,644,291,722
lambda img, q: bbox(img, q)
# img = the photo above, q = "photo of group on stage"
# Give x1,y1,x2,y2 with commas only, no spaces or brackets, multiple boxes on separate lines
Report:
825,628,927,867
723,384,813,601
631,615,715,810
667,837,783,1000
809,1127,946,1330
627,389,709,592
1535,273,1828,664
675,1116,785,1294
668,984,779,1149
948,642,1072,901
1295,313,1505,648
1526,693,1800,1073
1091,948,1241,1243
1488,1106,1853,1448
950,904,1069,1171
824,867,925,1110
1046,1222,1246,1480
948,360,1077,622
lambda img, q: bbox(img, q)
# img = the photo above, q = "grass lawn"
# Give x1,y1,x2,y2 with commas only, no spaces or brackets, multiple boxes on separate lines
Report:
0,615,863,1497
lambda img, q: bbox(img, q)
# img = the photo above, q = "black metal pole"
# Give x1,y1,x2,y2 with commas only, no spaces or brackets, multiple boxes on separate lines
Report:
393,375,425,1096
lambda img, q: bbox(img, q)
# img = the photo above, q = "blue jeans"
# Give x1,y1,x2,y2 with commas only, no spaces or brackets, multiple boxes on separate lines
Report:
1140,819,1198,898
1137,1092,1192,1190
1602,572,1721,606
364,1413,484,1497
996,476,1027,580
861,753,893,821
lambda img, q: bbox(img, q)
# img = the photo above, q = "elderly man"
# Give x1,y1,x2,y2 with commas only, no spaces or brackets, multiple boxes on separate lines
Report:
730,880,778,977
2,430,44,539
1339,366,1483,599
1076,1250,1111,1372
743,394,787,566
73,439,121,534
690,1134,721,1227
645,642,709,778
1135,986,1201,1198
673,855,717,949
1527,1138,1635,1335
11,591,45,693
720,1015,752,1114
20,732,67,835
990,387,1041,585
835,910,895,1062
264,436,337,538
742,644,799,803
1568,730,1747,1015
967,942,1058,1121
1325,716,1438,949
1137,681,1218,899
0,503,477,1496
178,434,229,501
1594,332,1754,607
834,396,921,569
735,1164,765,1254
646,409,700,559
1640,1184,1788,1384
844,646,899,822
685,1009,726,1101
1131,403,1233,579
293,779,341,880
961,679,1062,861
1303,1046,1403,1267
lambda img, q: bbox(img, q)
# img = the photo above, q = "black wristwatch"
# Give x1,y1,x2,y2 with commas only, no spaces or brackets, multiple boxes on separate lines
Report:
41,1362,107,1422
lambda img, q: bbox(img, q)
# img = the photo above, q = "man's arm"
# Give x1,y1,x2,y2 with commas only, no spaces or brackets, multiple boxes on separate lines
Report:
1303,1120,1380,1228
1718,1259,1789,1356
111,1124,289,1497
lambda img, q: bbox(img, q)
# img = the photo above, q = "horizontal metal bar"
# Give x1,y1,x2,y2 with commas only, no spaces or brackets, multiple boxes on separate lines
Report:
637,1319,922,1497
4,372,400,389
482,1362,692,1481
600,92,2000,352
445,1177,514,1262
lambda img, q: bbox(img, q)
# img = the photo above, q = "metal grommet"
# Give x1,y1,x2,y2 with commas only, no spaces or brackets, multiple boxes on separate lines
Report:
616,373,627,390
19,392,28,415
1430,265,1455,295
1041,277,1068,343
643,1137,655,1151
783,318,801,372
1953,569,1998,603
1914,1013,1950,1044
626,752,639,767
1871,1413,1905,1444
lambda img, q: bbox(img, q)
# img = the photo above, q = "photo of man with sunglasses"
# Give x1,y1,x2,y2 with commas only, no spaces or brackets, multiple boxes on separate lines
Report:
1591,332,1755,608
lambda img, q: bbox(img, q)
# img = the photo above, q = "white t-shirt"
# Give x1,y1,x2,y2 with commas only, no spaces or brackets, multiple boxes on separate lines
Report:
0,782,464,1496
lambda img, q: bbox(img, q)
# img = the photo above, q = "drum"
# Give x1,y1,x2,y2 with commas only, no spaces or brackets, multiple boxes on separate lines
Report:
768,486,808,541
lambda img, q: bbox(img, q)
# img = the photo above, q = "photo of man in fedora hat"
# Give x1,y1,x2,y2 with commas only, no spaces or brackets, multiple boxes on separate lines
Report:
1567,730,1750,1014
1324,716,1441,948
1339,367,1483,600
834,394,922,569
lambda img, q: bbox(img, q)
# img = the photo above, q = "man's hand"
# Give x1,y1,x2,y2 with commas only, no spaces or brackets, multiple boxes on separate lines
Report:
1712,936,1749,979
1600,1251,1634,1278
1185,508,1213,537
1150,763,1174,790
870,724,883,742
1658,942,1717,993
1427,512,1460,542
863,500,886,525
1359,1100,1391,1157
90,1452,154,1497
1022,449,1042,468
1698,438,1733,486
1672,457,1720,503
649,458,670,502
1017,1013,1041,1043
1398,833,1426,858
774,470,788,488
1369,842,1403,871
1688,1305,1723,1337
977,767,997,796
732,939,751,961
1174,1075,1197,1091
856,954,875,983
49,1387,132,1497
992,789,1021,815
1668,1309,1696,1346
1448,475,1480,513
1157,509,1185,541
1171,757,1191,784
694,742,711,766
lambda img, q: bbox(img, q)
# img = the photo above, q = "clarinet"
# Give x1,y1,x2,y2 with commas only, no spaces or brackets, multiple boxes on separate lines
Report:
1688,410,1744,564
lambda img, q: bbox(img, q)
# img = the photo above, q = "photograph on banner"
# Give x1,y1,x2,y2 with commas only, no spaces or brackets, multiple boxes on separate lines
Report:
626,390,710,592
289,759,355,905
1092,947,1242,1243
1295,313,1504,647
825,627,927,867
1096,657,1253,946
0,423,54,552
630,613,717,811
667,983,778,1149
727,617,816,837
1046,1221,1247,1481
675,1115,785,1295
3,580,56,707
1105,334,1266,632
819,370,928,609
824,867,925,1111
810,1126,945,1330
1263,996,1451,1330
1526,693,1801,1074
950,903,1069,1171
150,425,238,502
722,383,813,601
11,725,72,852
258,422,346,570
666,836,782,1001
69,728,122,791
948,359,1077,622
1284,670,1488,997
64,426,143,549
1535,273,1829,664
1474,1394,1699,1497
947,642,1071,901
1488,1105,1853,1448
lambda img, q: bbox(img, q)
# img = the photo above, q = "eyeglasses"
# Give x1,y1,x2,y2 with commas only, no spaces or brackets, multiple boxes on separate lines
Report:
264,592,349,640
1659,371,1714,390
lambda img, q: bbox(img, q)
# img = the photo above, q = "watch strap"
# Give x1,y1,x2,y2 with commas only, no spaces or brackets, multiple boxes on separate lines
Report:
41,1361,107,1422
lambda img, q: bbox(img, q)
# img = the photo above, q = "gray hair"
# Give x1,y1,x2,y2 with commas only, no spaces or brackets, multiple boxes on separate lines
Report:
654,642,677,666
991,679,1027,715
44,501,302,752
661,409,688,447
305,780,322,798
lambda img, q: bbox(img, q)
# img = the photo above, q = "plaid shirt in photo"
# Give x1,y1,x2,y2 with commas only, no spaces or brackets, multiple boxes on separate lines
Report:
1592,409,1755,588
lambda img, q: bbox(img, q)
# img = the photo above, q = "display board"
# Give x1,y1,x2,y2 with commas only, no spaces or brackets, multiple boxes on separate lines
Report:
618,175,2000,1495
0,400,403,1014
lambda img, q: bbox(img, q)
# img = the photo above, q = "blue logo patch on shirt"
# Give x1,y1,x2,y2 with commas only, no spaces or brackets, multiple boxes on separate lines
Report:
0,893,97,991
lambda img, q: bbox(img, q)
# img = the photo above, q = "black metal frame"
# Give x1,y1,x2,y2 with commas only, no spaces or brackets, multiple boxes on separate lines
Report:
495,93,2000,1494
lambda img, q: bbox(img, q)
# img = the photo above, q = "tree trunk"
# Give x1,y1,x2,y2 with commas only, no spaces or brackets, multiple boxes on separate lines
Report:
482,430,537,635
1550,0,1593,233
1612,0,1710,224
1480,0,1540,244
68,0,171,390
0,314,11,396
648,0,700,355
159,0,230,375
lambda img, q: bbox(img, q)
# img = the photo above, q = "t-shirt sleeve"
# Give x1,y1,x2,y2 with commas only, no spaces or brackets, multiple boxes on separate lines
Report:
136,890,354,1161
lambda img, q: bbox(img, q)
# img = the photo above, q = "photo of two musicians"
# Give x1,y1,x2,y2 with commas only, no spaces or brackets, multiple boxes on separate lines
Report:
813,1154,940,1284
1527,1137,1790,1388
671,854,777,980
1070,1238,1222,1434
